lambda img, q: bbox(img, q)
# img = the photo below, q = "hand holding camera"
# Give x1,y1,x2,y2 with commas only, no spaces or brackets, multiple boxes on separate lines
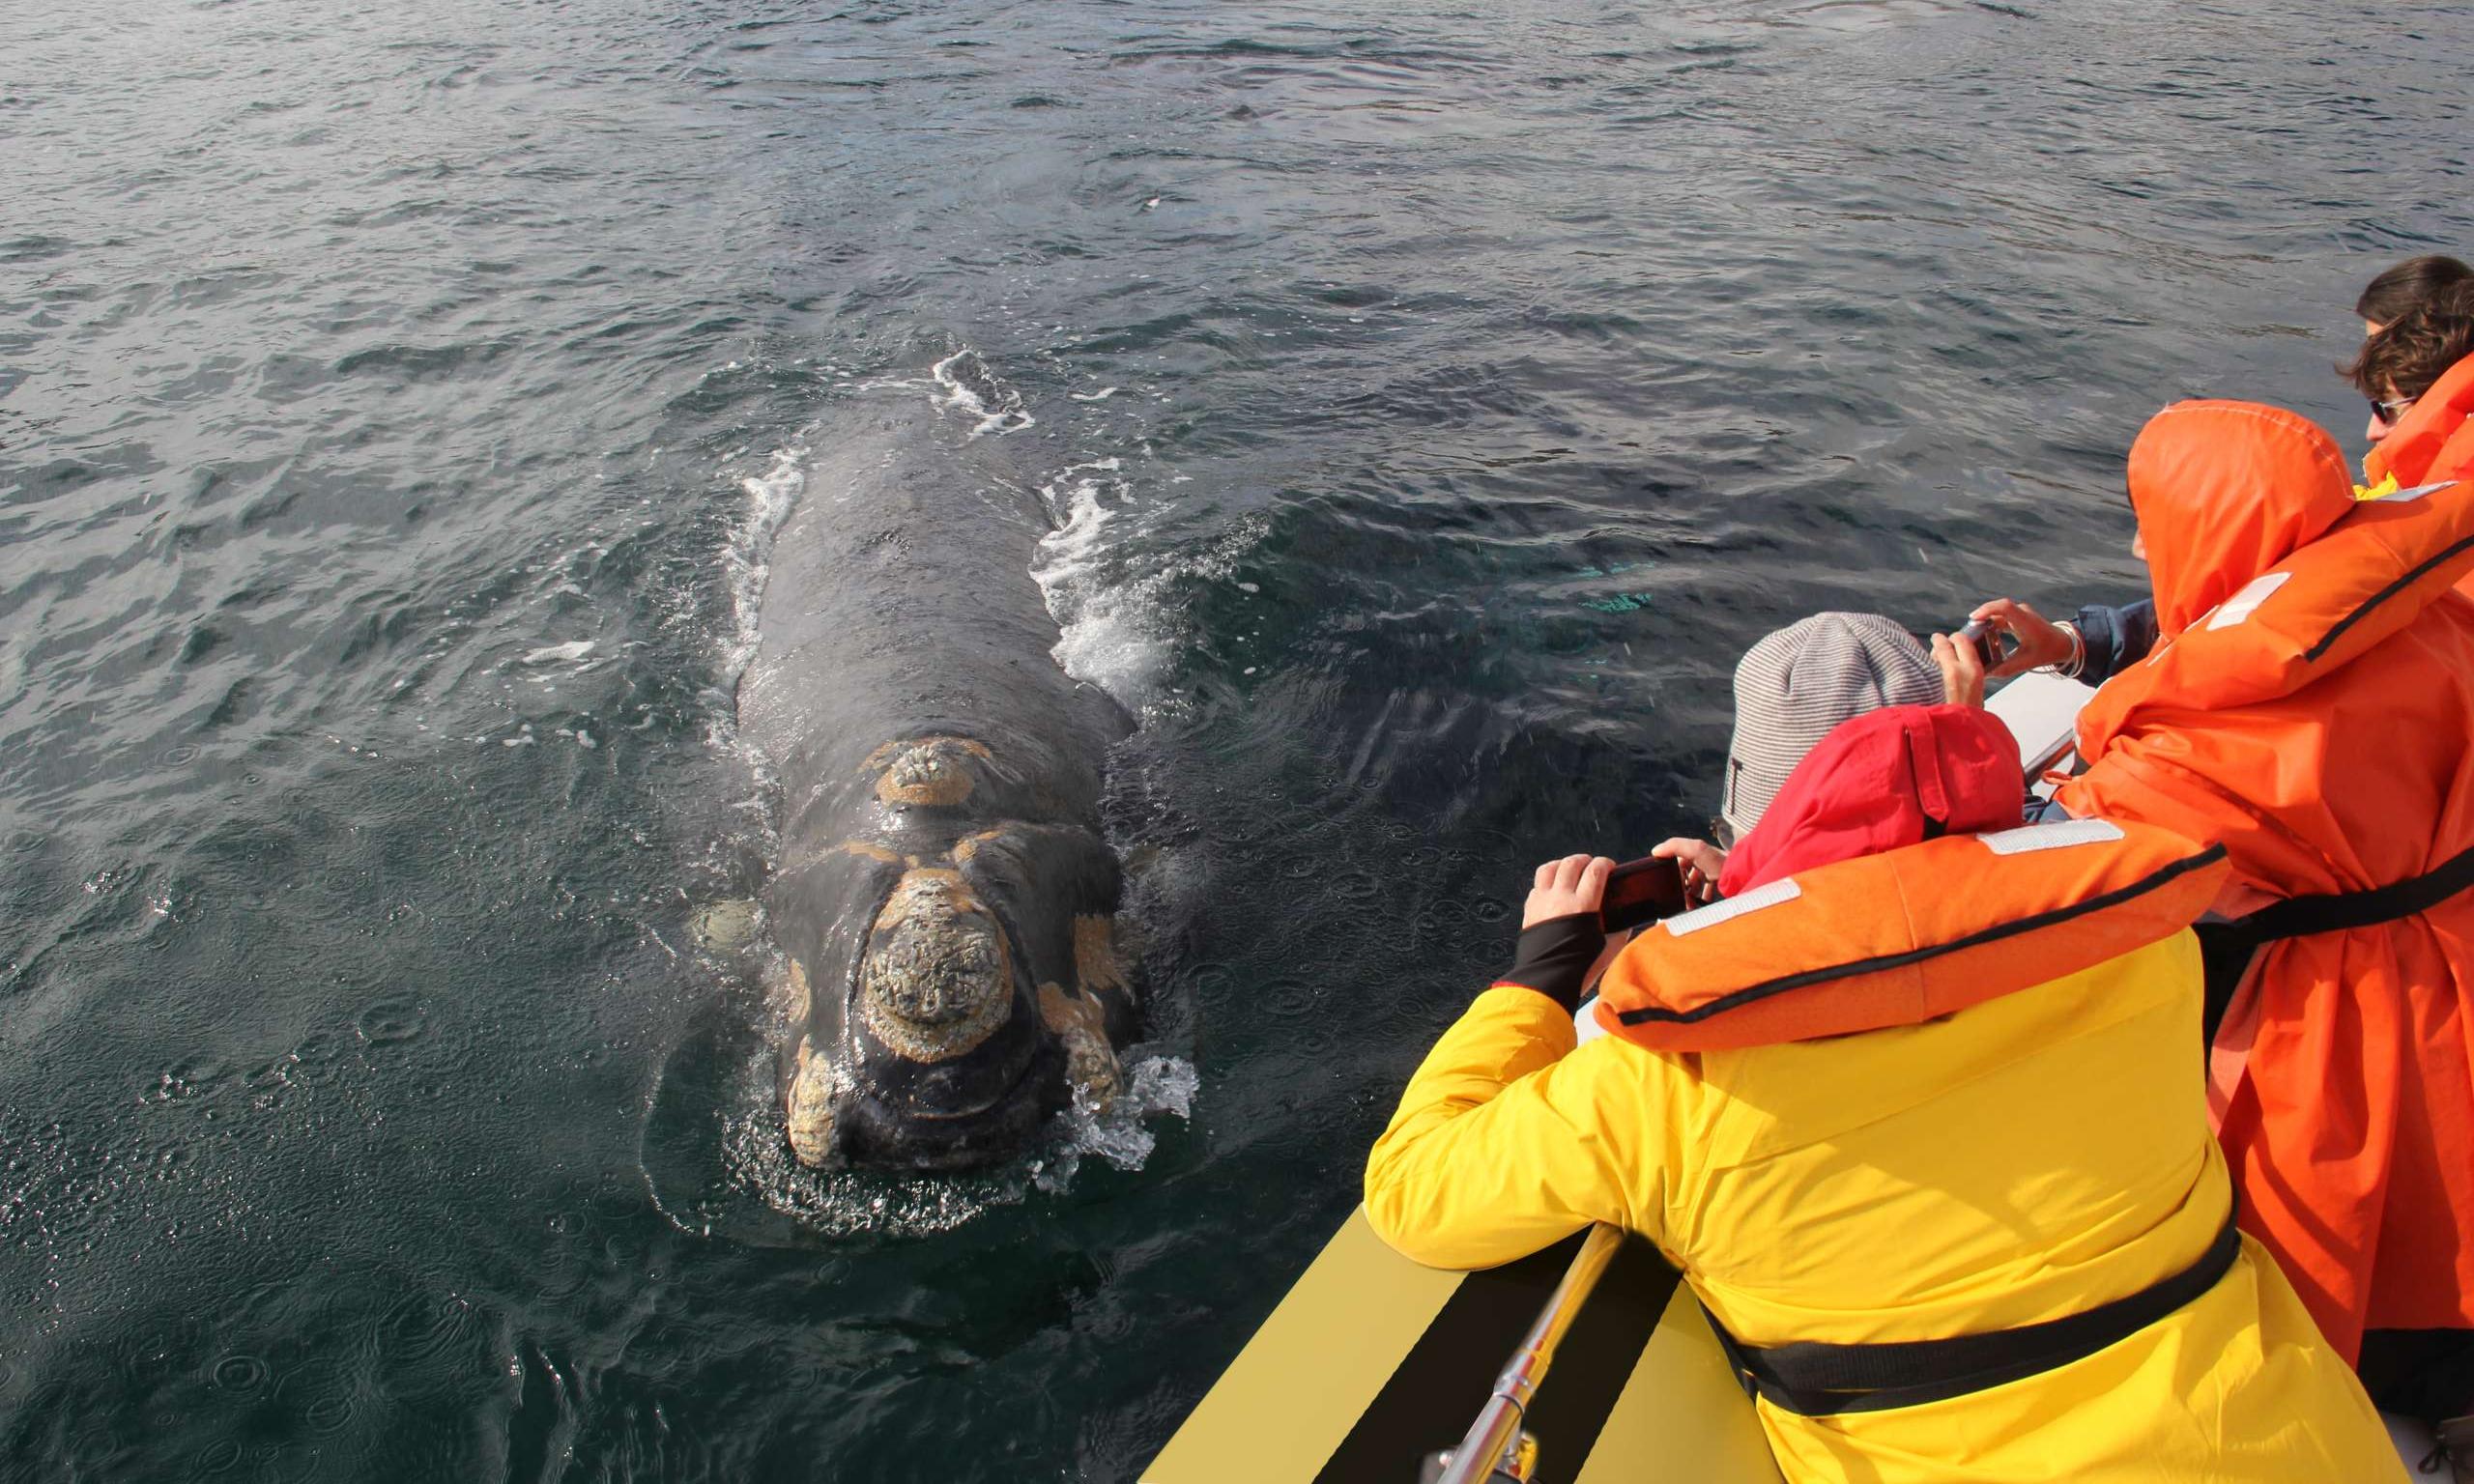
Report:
1962,600,2077,677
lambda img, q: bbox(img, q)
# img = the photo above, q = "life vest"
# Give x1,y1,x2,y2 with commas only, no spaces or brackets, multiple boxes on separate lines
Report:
2365,351,2474,498
2071,472,2474,744
1594,816,2229,1052
2362,354,2474,600
1591,813,2239,1416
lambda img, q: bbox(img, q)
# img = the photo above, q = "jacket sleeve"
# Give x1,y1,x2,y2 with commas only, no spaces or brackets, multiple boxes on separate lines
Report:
2074,598,2158,682
1363,985,1664,1270
2023,791,2078,824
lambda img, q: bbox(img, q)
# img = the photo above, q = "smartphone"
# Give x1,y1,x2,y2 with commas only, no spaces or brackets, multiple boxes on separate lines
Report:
1955,617,2001,669
1599,855,1689,932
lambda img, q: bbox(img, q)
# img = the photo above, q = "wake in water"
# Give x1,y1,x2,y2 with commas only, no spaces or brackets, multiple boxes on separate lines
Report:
1029,456,1267,714
722,441,809,696
932,349,1035,437
1030,458,1165,703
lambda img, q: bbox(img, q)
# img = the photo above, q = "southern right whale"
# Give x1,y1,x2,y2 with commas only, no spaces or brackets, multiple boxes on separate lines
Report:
736,356,1139,1171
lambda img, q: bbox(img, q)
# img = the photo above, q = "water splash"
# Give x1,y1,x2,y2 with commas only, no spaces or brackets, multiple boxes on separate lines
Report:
720,442,808,696
1030,455,1265,711
931,349,1034,437
1033,1056,1201,1192
1030,459,1169,704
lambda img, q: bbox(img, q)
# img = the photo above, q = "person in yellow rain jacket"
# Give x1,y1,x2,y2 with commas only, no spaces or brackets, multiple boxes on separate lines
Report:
1366,700,2399,1483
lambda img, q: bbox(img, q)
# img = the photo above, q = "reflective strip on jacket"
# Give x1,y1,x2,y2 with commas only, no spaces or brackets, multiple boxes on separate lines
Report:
2059,398,2474,1357
1366,833,2397,1481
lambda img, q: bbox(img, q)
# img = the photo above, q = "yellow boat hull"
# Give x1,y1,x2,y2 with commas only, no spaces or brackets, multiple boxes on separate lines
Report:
1145,1210,1782,1483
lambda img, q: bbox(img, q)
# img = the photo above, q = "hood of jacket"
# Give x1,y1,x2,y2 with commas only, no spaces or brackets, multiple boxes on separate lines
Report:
2129,401,2357,638
1717,703,2025,898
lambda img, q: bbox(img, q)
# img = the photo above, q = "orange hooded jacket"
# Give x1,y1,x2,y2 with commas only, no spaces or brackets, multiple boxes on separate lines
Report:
2056,399,2474,1359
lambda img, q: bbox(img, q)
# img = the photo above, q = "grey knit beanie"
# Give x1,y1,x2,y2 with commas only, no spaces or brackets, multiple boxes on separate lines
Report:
1720,613,1942,841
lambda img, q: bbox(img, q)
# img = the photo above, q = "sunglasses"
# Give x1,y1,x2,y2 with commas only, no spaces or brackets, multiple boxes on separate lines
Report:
2371,394,2417,425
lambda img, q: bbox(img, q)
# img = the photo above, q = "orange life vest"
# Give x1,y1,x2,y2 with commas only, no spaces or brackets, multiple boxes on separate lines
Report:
2058,400,2474,1358
2364,353,2474,602
1594,817,2227,1052
2366,351,2474,499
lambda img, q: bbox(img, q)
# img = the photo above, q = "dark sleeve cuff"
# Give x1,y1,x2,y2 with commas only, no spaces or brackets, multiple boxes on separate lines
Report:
2023,791,2077,824
1495,912,1606,1013
2117,598,2159,671
2072,598,2158,683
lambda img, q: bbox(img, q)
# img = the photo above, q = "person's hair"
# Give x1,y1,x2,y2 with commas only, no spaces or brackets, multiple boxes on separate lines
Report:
2344,280,2474,400
2354,254,2474,328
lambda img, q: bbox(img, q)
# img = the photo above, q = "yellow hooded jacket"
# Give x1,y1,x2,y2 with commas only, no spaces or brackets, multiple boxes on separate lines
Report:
1366,929,2400,1481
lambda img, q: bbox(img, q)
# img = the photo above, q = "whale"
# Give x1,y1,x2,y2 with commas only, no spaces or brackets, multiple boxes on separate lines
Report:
737,356,1138,1170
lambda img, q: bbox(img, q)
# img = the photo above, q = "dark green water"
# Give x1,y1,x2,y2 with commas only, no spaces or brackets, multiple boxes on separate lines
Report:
2,0,2466,1477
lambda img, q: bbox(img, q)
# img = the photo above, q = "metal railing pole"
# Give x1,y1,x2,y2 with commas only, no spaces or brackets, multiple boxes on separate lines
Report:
1433,1224,1626,1484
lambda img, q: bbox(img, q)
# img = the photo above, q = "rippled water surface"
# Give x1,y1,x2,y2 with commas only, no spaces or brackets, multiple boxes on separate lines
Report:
3,0,2467,1477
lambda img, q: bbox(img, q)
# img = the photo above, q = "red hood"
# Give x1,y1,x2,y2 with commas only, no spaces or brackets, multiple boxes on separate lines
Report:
2130,401,2356,637
1718,704,2025,898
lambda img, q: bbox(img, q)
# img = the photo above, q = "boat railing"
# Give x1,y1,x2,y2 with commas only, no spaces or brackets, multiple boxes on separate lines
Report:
1423,1223,1628,1484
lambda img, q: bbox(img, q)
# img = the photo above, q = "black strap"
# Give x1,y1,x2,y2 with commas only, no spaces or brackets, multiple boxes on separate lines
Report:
2195,919,2257,1046
2229,839,2474,946
1704,1210,2242,1417
2195,842,2474,1018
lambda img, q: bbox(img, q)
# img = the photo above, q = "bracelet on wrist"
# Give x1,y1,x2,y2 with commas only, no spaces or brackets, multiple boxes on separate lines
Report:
2034,621,2086,679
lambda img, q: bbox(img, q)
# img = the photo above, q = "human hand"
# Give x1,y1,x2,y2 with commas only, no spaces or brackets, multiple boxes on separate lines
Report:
1931,630,1986,709
1650,837,1725,905
1967,598,2071,678
1522,854,1615,928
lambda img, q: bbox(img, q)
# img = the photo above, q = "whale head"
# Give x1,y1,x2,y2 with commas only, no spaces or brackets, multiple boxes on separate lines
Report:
834,867,1065,1168
779,823,1131,1173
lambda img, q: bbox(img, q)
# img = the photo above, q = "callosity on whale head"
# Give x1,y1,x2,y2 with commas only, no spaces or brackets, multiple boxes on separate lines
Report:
775,736,1136,1172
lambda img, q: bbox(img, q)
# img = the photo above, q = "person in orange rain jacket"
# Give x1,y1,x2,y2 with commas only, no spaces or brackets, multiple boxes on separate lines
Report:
2039,399,2474,1452
1959,257,2474,683
2350,281,2474,515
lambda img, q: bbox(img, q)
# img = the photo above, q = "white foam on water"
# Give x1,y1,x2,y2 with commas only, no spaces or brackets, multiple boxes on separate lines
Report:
517,640,596,666
1034,1055,1200,1191
931,350,1035,437
1030,455,1264,712
1031,461,1172,704
719,442,807,699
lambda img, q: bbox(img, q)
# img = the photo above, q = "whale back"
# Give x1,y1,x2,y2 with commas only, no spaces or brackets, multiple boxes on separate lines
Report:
738,389,1127,857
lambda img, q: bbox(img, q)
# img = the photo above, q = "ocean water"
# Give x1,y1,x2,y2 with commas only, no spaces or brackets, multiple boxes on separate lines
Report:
1,0,2465,1477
